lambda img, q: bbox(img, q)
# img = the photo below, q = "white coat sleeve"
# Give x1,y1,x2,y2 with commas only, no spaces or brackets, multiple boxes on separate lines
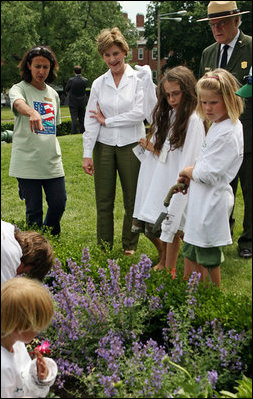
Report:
135,65,157,124
105,79,145,127
23,357,58,397
161,116,205,243
83,83,101,158
1,220,22,285
192,130,242,185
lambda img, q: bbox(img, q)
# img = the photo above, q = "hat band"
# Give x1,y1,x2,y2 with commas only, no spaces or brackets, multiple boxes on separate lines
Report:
208,9,240,19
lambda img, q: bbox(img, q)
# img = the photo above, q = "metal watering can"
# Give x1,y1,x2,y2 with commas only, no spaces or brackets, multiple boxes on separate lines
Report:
152,183,186,235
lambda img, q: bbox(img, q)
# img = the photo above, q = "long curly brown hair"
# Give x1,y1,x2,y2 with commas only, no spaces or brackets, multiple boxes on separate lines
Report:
149,66,197,152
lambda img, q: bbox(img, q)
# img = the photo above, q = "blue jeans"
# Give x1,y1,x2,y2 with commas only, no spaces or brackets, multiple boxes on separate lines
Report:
17,177,67,235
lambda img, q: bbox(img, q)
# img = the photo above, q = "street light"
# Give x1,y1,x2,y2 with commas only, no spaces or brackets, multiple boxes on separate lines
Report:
157,10,187,82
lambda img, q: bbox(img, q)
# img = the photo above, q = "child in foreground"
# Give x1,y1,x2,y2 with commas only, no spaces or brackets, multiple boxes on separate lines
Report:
176,68,244,286
1,277,57,398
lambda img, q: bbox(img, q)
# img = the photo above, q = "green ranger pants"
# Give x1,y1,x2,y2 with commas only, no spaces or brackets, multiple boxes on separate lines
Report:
93,141,140,250
230,152,252,250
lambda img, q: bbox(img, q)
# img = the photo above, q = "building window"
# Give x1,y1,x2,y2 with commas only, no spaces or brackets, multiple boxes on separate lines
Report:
138,48,144,60
152,48,157,60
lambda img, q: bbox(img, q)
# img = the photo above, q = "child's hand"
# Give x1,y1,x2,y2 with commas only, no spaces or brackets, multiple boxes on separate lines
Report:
179,166,194,180
177,176,190,194
139,138,154,152
35,349,49,381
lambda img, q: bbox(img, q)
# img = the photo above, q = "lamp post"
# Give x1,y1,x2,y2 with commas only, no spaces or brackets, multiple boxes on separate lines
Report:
157,10,187,82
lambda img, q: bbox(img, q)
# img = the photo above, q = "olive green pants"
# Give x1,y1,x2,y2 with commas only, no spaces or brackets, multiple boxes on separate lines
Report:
93,142,140,250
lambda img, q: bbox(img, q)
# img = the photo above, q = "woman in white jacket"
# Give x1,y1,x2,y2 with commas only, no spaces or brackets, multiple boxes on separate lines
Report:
82,27,155,254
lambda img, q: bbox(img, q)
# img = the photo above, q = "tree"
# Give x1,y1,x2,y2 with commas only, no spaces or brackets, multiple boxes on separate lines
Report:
1,1,138,91
144,1,252,77
1,1,40,90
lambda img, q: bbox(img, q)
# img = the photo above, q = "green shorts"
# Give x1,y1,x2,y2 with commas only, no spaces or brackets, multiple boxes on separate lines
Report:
183,242,224,268
131,218,160,239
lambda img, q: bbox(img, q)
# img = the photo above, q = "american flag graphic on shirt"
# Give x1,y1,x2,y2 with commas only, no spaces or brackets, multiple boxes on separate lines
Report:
33,101,56,134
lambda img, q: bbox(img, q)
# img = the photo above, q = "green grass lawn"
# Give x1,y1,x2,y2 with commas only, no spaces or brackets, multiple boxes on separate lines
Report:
1,134,252,298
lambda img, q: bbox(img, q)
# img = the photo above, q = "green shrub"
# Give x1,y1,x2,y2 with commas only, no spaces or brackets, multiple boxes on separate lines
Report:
56,120,72,136
1,122,14,131
219,375,252,398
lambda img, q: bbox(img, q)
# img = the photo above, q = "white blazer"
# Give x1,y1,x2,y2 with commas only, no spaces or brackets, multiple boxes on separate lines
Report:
83,64,145,158
184,118,244,247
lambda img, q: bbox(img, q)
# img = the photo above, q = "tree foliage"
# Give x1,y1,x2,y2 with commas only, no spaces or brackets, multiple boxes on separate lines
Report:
1,1,138,90
1,1,252,90
144,1,252,77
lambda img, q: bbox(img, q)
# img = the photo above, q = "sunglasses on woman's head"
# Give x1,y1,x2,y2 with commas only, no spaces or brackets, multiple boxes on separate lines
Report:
28,47,54,62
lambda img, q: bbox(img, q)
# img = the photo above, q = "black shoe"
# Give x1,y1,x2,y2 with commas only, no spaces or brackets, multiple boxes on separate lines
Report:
239,248,252,259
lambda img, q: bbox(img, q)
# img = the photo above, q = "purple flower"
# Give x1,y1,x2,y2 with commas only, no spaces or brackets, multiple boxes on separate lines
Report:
185,272,201,319
186,272,201,294
124,296,135,307
207,370,218,389
149,295,161,311
56,358,83,389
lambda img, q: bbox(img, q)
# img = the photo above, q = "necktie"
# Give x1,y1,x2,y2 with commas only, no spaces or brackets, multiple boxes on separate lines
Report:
220,44,229,68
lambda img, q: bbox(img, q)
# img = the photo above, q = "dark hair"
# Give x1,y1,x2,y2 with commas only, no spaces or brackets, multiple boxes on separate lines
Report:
18,46,59,83
149,66,197,152
14,229,55,281
74,65,82,74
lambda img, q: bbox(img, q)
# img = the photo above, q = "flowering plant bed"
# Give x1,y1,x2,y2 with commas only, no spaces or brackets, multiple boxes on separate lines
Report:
35,248,252,398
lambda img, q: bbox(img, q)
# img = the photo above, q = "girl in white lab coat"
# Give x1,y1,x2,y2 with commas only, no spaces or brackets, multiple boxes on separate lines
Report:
1,277,57,398
176,68,244,286
132,66,205,275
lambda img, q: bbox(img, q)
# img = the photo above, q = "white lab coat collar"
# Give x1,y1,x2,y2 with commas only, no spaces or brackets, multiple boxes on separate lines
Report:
104,64,134,89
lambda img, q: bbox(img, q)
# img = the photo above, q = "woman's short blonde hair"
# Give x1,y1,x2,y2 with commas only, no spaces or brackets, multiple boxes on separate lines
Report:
96,27,129,56
1,277,54,338
196,68,244,124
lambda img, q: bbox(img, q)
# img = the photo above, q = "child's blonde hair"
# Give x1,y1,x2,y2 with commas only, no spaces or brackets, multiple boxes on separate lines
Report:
196,68,244,124
96,27,129,56
1,277,54,338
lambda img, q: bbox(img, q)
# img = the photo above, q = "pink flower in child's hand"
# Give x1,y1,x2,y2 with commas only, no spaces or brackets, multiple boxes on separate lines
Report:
36,340,50,355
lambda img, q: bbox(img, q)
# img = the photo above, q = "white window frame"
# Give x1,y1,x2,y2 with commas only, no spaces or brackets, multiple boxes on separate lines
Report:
138,48,144,60
152,48,157,60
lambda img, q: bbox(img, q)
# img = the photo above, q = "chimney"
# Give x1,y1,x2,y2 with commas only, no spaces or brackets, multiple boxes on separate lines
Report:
136,13,144,27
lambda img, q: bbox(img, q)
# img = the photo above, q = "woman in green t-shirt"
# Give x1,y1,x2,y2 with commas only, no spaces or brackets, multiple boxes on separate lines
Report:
9,46,66,235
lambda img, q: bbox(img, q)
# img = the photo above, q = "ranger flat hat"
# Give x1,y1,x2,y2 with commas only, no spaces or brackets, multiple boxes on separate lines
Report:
197,1,250,22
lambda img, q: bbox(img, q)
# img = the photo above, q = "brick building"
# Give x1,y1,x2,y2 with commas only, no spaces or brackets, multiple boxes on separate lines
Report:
124,13,167,82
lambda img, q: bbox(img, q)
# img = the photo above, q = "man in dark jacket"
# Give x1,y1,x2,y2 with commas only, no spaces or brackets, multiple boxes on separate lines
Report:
66,65,88,134
198,1,252,259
